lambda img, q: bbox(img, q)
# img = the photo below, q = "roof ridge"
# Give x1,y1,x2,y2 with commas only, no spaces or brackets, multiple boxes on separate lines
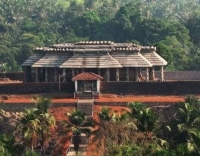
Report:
72,72,103,81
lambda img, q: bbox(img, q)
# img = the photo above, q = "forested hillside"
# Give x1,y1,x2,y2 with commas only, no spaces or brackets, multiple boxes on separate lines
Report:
1,0,200,71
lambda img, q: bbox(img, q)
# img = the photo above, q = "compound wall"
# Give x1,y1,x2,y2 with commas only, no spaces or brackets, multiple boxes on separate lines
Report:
0,81,200,95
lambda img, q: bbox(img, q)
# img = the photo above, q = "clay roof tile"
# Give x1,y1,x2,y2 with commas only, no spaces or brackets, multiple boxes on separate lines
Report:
72,72,103,81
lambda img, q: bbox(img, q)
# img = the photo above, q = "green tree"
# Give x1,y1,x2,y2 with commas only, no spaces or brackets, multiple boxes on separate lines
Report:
17,96,55,156
128,102,158,136
17,108,40,151
62,109,91,155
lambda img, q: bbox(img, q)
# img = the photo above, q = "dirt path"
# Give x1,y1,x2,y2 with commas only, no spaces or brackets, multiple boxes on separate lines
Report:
0,93,186,103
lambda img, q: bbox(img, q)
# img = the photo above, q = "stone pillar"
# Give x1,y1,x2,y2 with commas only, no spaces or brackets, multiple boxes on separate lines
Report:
81,68,84,72
98,69,101,76
126,68,129,81
161,66,164,81
116,68,119,81
149,67,155,80
105,68,110,81
35,68,39,82
97,80,100,92
24,66,32,82
72,69,75,78
54,68,57,82
63,68,66,82
75,80,78,92
45,68,48,82
146,68,149,82
135,68,139,81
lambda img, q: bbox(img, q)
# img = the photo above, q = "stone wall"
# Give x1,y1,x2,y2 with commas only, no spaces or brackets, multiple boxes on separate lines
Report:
0,82,74,94
1,71,200,82
0,72,25,81
0,102,76,112
0,81,200,95
156,71,200,81
101,81,200,95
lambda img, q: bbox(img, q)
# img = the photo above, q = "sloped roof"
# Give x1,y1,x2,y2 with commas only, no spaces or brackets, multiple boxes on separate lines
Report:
32,52,71,68
22,41,167,68
60,53,122,68
72,72,103,81
141,51,167,66
111,52,152,67
21,52,44,66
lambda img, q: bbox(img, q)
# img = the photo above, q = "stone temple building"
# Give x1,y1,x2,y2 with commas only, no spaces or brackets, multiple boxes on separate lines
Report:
22,41,167,83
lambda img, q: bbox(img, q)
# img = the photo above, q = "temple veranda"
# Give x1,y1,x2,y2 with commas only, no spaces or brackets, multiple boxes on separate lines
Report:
22,41,167,83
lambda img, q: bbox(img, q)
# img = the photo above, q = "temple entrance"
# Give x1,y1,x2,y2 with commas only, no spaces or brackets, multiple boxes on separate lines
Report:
84,81,92,92
72,72,103,99
78,80,97,92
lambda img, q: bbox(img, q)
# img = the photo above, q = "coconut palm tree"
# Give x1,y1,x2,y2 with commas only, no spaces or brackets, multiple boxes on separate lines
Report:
17,96,55,156
37,112,55,156
34,96,55,156
126,101,169,152
17,108,39,151
127,102,158,135
62,109,91,155
33,96,52,114
175,101,200,155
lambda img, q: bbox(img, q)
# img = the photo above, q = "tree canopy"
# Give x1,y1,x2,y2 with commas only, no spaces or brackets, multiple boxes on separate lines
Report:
1,0,200,71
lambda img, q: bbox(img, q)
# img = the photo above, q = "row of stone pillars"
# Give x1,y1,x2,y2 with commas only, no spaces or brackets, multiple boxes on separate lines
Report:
34,68,77,82
103,67,164,82
33,66,164,82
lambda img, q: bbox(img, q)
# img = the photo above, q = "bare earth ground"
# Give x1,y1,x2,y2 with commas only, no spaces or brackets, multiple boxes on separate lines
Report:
0,93,186,103
0,79,196,155
0,92,188,156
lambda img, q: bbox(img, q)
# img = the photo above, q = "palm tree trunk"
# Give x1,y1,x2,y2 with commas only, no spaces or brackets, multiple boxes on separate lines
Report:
40,128,45,156
73,133,81,152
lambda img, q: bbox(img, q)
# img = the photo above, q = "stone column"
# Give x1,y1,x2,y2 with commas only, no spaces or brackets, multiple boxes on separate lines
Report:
54,68,57,82
149,67,155,80
63,68,66,82
24,66,32,82
81,68,84,72
98,69,101,76
35,68,39,82
146,68,149,82
135,68,139,81
97,80,100,92
72,69,75,78
75,80,78,92
116,68,119,81
45,68,48,82
105,68,110,81
126,68,129,81
161,66,164,81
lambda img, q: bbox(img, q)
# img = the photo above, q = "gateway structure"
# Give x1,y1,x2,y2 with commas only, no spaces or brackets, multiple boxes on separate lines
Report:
22,41,167,82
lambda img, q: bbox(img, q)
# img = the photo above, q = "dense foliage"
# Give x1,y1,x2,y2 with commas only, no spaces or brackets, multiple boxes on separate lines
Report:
90,96,200,156
0,95,200,155
0,0,200,71
0,96,55,156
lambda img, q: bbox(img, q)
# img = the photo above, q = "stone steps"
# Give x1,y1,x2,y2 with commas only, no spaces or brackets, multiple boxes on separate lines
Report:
67,151,86,156
77,100,94,118
66,99,93,156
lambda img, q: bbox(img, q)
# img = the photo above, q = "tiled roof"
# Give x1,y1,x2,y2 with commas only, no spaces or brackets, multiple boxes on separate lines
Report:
72,72,103,81
21,52,44,66
32,52,71,68
111,52,152,67
22,41,167,68
60,53,122,68
141,51,167,66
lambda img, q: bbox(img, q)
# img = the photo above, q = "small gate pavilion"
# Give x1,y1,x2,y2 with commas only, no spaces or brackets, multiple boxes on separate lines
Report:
72,72,103,98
